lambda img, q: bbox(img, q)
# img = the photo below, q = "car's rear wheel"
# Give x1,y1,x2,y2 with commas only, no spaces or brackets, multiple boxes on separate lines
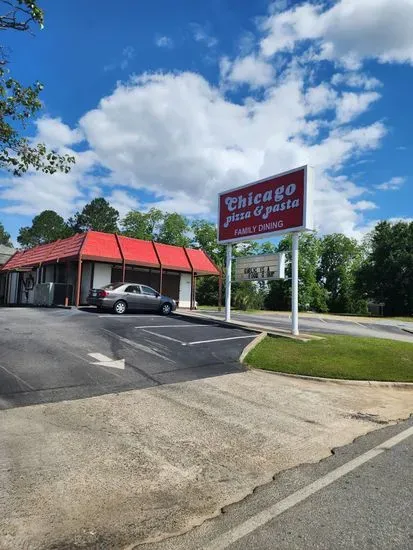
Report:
113,300,127,315
160,302,172,316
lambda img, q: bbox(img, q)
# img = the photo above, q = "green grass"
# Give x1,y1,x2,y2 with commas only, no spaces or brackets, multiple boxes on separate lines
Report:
245,335,413,382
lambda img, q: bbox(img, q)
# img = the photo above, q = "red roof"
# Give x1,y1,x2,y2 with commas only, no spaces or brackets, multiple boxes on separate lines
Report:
185,248,219,275
81,231,121,262
154,242,191,272
118,236,160,268
1,231,220,276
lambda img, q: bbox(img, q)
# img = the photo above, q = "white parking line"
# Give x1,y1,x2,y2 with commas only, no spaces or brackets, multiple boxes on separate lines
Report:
187,335,257,346
142,329,187,345
135,324,216,329
204,425,413,550
102,329,175,363
0,364,35,391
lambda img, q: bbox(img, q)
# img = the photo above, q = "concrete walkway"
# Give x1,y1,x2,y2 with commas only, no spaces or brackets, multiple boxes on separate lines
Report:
1,370,412,549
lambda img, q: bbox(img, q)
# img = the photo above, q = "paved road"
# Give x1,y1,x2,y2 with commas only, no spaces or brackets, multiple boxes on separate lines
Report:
199,310,413,342
144,417,413,550
0,307,256,409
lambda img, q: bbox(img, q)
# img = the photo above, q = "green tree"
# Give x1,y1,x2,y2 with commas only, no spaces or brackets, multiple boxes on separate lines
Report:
121,208,163,241
0,221,12,246
69,198,120,233
157,212,190,247
17,210,72,248
191,220,226,265
0,1,74,175
266,233,328,312
356,221,413,316
319,233,365,313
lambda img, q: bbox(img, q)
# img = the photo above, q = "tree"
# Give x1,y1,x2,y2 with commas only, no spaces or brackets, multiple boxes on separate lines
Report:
69,198,120,233
17,210,72,248
157,212,190,247
266,233,328,312
356,221,413,316
0,1,74,175
318,233,365,313
121,208,163,241
0,220,12,246
191,220,226,265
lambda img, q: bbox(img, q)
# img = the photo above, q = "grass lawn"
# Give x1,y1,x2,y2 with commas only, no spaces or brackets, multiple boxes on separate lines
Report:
245,335,413,382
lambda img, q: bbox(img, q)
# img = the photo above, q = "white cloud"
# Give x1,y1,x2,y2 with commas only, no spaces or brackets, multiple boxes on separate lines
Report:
190,23,218,48
304,84,337,115
221,54,275,88
261,0,413,66
35,117,83,148
376,176,406,190
155,35,174,49
104,46,135,72
354,200,378,210
331,72,382,90
335,91,380,124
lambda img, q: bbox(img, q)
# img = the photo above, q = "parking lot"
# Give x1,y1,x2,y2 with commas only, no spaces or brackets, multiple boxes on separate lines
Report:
0,307,257,409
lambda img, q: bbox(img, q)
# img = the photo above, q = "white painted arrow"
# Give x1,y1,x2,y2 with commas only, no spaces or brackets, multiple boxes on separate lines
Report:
88,352,125,370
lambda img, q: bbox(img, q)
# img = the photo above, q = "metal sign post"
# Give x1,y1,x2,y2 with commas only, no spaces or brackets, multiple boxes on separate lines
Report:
291,233,299,336
225,244,232,321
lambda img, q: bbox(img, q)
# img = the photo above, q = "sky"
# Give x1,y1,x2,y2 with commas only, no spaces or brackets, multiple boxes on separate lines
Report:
0,0,412,242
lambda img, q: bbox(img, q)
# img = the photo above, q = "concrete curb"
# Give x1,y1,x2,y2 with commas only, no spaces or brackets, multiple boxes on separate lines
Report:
249,368,413,389
239,331,267,363
175,310,320,341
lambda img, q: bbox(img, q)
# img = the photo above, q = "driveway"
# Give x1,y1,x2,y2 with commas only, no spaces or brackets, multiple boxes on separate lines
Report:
1,308,412,549
198,309,413,342
0,307,256,409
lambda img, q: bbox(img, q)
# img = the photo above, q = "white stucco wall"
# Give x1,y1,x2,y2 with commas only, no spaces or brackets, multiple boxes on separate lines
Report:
179,273,192,308
93,263,112,289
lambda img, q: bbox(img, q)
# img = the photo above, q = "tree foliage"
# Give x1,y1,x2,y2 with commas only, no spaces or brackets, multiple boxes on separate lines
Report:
0,220,12,246
356,221,413,316
69,198,120,233
0,1,75,175
121,208,163,241
157,212,191,247
17,210,72,248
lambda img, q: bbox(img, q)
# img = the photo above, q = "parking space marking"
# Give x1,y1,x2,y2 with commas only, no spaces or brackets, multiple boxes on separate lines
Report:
187,335,257,346
0,364,35,391
142,329,186,345
135,324,216,329
101,328,176,363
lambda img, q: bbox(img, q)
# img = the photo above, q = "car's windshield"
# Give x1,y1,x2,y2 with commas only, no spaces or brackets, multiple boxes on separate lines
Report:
102,283,123,290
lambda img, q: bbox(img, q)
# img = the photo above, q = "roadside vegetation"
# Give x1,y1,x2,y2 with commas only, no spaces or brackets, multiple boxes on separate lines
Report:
245,335,413,382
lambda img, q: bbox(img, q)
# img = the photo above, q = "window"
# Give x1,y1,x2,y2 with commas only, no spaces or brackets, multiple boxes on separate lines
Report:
103,283,124,290
141,285,158,296
124,285,141,294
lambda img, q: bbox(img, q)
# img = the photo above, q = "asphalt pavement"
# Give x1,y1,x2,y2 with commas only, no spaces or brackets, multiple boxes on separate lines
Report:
143,417,413,550
0,307,257,409
198,309,413,342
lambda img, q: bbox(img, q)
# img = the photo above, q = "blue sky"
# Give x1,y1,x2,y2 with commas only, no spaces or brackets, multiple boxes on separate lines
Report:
1,0,412,241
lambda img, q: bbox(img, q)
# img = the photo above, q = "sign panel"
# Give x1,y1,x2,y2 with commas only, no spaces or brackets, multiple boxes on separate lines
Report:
218,165,313,244
235,253,286,282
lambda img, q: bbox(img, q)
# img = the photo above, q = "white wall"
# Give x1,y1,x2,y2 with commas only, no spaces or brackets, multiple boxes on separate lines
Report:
179,273,192,308
93,263,112,289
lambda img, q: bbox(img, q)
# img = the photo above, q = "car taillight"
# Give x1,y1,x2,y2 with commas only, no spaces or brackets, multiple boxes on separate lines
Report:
98,290,109,298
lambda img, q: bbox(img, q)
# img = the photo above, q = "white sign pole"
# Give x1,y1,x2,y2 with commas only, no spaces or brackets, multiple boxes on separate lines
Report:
225,243,232,322
291,233,299,336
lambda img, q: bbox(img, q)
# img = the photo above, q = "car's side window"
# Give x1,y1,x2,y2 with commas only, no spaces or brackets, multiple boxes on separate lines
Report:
125,285,140,294
141,285,158,296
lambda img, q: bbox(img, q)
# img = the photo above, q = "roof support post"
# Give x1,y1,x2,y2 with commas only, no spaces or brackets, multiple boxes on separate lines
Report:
115,234,126,283
152,241,163,295
75,256,82,307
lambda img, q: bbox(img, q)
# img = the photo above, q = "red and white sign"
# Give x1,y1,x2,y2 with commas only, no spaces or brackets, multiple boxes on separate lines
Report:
218,165,313,244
